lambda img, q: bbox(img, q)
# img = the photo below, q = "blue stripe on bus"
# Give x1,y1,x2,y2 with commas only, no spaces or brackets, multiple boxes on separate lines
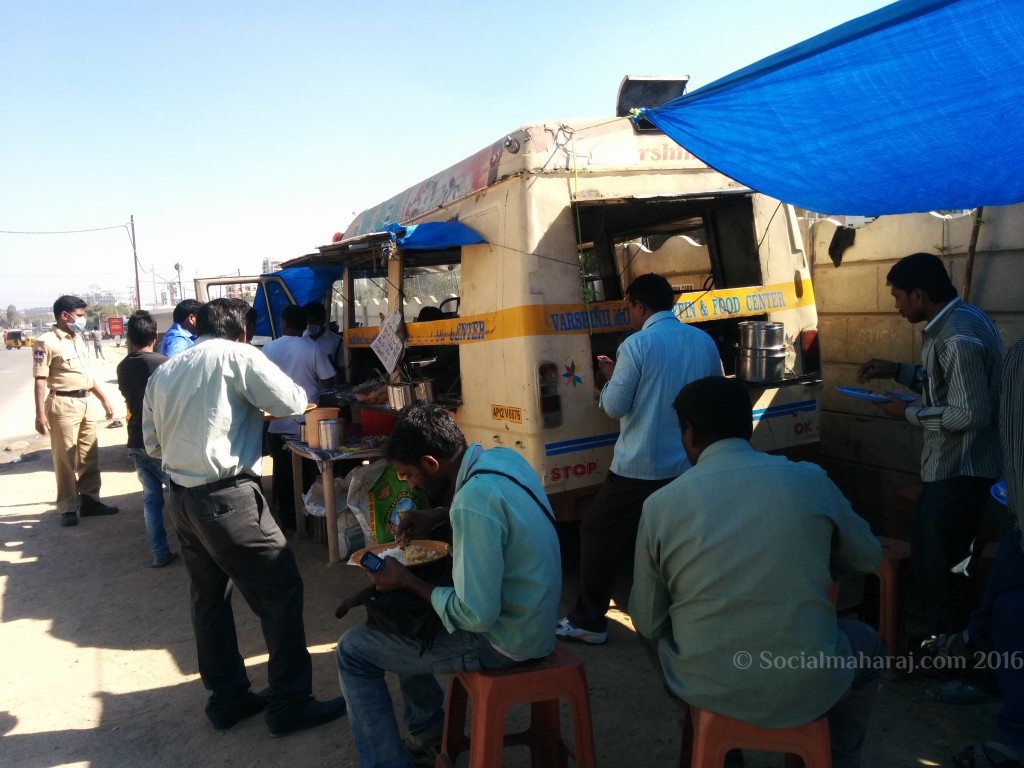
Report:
752,399,818,422
543,399,818,456
545,432,619,457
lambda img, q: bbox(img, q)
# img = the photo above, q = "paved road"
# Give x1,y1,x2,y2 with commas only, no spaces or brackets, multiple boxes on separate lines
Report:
0,343,41,445
0,337,126,448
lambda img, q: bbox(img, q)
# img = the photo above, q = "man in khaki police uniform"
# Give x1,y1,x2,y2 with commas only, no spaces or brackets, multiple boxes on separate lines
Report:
33,295,119,527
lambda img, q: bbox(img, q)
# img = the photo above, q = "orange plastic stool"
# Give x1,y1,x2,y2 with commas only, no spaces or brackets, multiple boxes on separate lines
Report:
868,536,912,656
680,705,832,768
434,644,597,768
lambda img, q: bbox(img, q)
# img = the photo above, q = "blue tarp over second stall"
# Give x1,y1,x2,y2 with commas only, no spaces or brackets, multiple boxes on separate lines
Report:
253,265,345,338
253,222,484,337
641,0,1024,216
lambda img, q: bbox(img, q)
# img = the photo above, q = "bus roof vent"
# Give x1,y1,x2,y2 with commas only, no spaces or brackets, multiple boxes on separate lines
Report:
616,75,690,132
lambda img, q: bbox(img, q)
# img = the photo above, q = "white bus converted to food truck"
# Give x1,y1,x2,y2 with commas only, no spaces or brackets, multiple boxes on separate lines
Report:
284,95,823,520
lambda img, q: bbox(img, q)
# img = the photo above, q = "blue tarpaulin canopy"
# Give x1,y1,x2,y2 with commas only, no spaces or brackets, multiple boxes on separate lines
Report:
641,0,1024,216
253,264,345,338
383,221,486,249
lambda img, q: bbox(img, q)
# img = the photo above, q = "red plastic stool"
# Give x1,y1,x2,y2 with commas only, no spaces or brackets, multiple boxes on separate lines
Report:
680,705,832,768
434,644,597,768
867,536,912,656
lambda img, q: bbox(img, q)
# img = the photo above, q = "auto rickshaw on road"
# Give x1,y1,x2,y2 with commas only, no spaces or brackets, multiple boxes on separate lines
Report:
5,330,31,349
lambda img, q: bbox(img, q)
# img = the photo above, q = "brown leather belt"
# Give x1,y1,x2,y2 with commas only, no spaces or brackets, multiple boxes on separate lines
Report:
54,390,88,398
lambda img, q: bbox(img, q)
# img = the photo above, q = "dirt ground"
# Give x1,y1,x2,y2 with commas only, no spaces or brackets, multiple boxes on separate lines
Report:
0,343,1002,767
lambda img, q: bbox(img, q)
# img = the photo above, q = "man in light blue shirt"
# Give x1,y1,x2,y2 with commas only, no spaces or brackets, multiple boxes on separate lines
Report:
558,273,722,645
158,299,202,356
336,404,561,768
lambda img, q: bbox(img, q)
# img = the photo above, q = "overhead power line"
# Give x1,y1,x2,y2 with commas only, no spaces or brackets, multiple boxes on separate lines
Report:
0,223,129,235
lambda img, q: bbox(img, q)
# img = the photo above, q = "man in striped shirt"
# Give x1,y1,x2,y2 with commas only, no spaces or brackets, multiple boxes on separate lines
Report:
940,339,1024,768
858,252,1002,637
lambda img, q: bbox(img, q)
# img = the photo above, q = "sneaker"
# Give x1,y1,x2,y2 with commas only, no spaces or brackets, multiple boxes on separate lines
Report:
555,617,608,645
60,512,79,527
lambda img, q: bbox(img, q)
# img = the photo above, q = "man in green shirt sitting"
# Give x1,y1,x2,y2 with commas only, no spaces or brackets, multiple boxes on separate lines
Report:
336,404,562,768
631,376,884,768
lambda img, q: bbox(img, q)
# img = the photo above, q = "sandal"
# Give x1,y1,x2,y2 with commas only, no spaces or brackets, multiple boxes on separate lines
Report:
926,680,1001,705
921,631,970,658
952,741,1024,768
917,632,972,679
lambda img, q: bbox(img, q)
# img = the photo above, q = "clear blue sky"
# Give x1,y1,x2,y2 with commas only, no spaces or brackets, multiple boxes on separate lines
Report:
0,0,892,310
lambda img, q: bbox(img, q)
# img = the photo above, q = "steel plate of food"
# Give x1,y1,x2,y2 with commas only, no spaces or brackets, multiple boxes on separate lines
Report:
347,540,450,569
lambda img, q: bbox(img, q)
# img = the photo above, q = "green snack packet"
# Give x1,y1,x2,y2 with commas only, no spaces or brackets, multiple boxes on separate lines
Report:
368,463,430,544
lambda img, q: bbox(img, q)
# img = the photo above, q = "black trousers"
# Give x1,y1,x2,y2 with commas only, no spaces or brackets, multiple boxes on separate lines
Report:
268,433,316,531
568,472,672,632
168,475,312,716
912,475,993,635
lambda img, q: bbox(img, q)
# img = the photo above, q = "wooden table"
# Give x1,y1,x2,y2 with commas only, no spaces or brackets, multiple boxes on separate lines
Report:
283,437,384,564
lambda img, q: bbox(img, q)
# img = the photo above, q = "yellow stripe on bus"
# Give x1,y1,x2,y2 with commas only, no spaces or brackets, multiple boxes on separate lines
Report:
344,278,815,348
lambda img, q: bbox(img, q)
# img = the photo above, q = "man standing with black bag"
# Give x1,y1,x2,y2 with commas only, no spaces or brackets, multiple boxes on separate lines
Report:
336,404,561,768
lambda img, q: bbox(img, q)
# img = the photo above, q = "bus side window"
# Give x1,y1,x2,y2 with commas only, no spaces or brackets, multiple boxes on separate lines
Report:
538,362,562,428
439,295,460,318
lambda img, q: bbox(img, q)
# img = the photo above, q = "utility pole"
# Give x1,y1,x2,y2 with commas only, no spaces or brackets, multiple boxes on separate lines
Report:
174,262,183,301
130,215,141,311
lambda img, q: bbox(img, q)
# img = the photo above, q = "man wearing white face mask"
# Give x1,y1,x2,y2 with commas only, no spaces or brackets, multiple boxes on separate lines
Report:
33,294,119,527
302,301,344,382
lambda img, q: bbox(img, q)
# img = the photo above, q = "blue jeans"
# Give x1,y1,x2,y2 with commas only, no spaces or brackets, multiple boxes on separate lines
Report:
127,448,171,561
829,620,886,768
968,531,1024,750
336,623,520,768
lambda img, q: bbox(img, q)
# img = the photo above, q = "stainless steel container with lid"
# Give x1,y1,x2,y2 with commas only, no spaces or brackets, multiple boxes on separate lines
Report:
305,406,340,448
387,383,414,411
736,320,786,382
317,418,342,451
738,321,785,349
412,379,434,404
736,347,786,382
